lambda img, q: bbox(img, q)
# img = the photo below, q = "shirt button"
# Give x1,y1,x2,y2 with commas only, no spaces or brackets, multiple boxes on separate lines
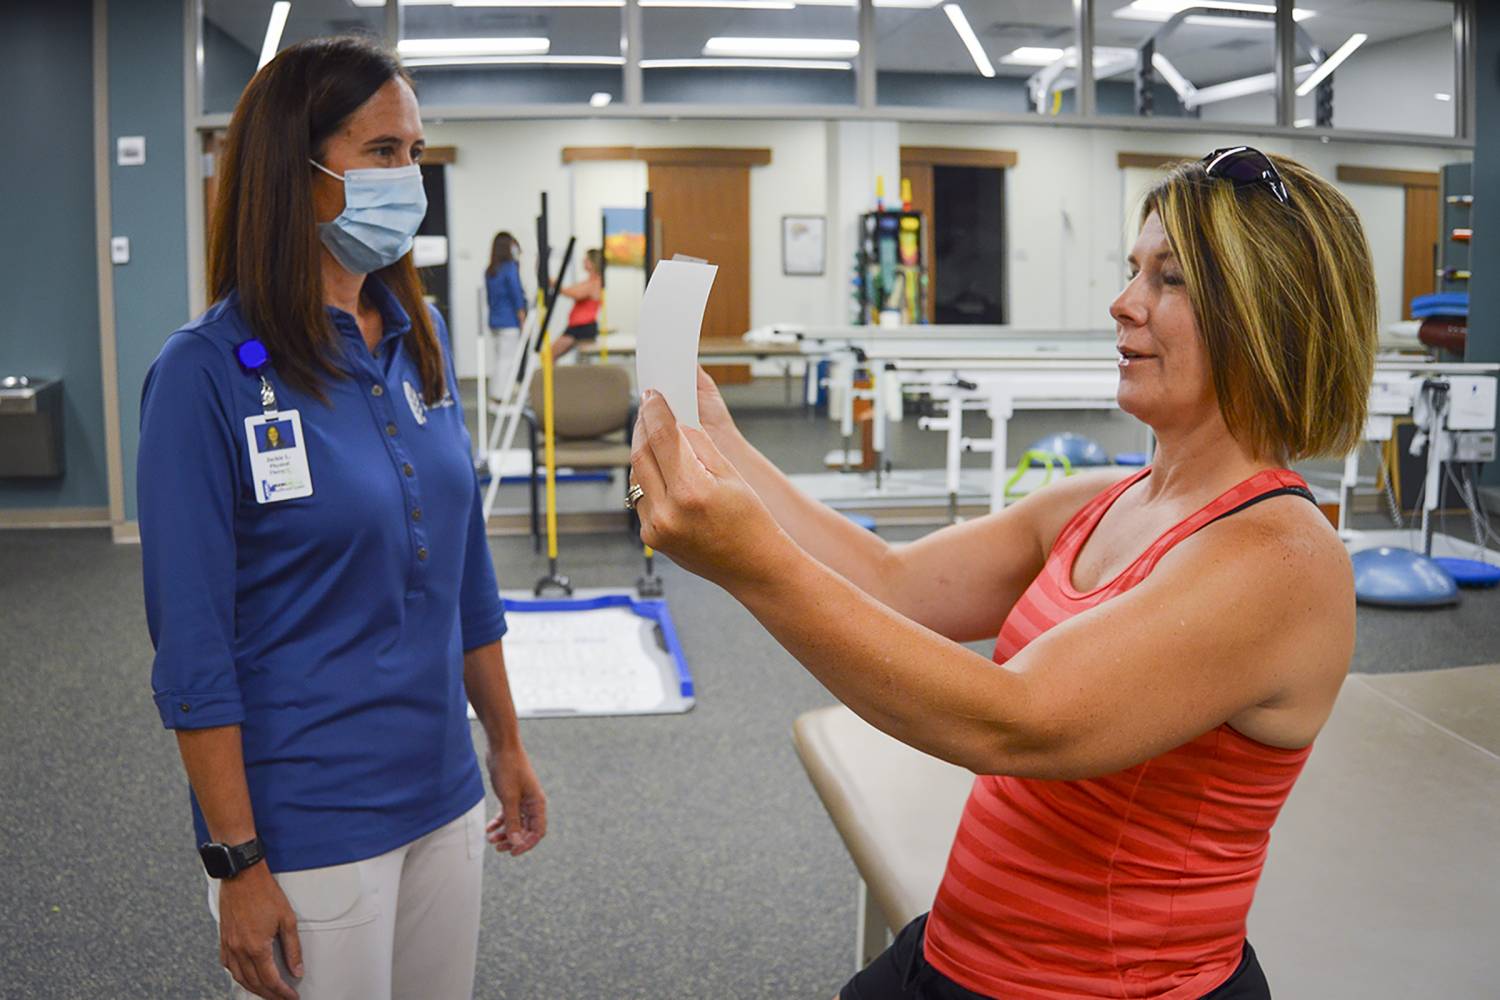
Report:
386,423,398,436
417,547,429,561
403,463,414,477
412,508,423,522
371,384,384,397
179,703,191,713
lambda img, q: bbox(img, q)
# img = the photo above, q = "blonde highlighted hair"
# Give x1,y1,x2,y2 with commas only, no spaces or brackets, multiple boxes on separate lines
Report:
1143,154,1378,462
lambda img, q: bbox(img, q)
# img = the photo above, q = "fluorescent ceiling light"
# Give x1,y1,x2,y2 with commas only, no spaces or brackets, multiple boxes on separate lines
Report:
793,0,946,7
1001,46,1066,66
402,54,623,66
398,37,551,57
641,0,795,7
1295,32,1365,96
1115,1,1314,22
453,0,623,5
942,4,994,78
258,2,290,70
589,91,613,106
1293,117,1314,127
702,36,859,58
641,57,853,70
1435,92,1453,101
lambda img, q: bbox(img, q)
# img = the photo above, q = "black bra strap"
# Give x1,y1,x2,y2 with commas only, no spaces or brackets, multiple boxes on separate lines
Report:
1207,485,1318,526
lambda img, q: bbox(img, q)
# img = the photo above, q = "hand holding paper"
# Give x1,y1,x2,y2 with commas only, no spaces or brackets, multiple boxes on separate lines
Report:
636,257,718,428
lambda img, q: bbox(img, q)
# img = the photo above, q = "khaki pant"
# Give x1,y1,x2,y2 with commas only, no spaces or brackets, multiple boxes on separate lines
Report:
208,801,485,1000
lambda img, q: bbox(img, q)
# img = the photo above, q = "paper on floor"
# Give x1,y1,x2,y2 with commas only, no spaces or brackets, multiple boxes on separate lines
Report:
636,256,718,429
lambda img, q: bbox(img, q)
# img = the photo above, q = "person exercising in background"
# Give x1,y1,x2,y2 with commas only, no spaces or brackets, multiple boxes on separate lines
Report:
550,248,603,360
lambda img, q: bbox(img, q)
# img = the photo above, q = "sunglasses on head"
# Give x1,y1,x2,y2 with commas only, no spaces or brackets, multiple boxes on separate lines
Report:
1201,146,1290,205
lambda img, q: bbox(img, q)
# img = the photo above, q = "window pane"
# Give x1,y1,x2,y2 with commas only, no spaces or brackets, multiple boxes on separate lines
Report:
1293,0,1455,136
641,3,857,106
401,1,625,107
202,0,385,115
876,0,1077,114
1092,0,1278,125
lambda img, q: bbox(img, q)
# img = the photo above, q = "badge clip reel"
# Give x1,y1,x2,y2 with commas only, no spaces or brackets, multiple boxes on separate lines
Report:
236,339,278,415
237,339,314,504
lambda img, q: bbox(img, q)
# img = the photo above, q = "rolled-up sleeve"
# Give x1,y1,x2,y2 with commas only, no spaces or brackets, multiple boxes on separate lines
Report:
139,332,245,729
431,304,508,650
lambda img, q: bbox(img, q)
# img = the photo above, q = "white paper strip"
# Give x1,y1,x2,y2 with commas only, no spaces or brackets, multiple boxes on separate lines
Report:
636,257,718,428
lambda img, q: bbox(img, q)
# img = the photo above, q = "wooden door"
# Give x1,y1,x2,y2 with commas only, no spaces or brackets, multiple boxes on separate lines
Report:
647,163,751,382
1403,185,1438,320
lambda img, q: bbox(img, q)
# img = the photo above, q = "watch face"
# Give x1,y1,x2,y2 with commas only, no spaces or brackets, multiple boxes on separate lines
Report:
199,843,236,879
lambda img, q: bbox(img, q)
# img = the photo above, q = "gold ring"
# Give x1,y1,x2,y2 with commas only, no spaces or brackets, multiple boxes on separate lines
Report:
625,483,645,510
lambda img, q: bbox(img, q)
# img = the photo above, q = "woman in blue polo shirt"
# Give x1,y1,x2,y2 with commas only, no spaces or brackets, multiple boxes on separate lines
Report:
484,230,528,387
139,37,546,1000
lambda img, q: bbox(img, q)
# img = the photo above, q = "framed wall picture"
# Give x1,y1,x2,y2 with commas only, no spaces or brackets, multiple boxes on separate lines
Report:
782,215,826,276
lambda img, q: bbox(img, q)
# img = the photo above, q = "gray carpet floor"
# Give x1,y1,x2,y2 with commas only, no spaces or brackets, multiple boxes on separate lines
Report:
2,379,1498,999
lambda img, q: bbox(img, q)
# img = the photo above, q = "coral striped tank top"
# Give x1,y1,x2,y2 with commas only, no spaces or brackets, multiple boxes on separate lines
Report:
923,467,1317,1000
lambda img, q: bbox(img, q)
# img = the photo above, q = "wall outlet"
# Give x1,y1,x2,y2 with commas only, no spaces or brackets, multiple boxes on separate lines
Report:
110,236,130,265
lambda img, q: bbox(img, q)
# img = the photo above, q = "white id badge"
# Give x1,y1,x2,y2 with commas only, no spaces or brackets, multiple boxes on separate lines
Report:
244,410,314,504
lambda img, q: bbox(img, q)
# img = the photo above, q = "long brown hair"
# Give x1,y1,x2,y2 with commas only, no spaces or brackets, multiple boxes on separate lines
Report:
207,36,445,404
486,231,517,278
1143,154,1377,462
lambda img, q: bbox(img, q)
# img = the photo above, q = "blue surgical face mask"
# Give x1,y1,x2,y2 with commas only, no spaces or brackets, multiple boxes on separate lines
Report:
311,160,427,275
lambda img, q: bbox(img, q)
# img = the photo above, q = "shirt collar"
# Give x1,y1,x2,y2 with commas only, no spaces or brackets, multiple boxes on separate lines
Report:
326,276,413,351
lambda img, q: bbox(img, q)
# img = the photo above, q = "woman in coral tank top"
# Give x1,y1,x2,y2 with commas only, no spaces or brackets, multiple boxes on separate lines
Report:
629,148,1377,999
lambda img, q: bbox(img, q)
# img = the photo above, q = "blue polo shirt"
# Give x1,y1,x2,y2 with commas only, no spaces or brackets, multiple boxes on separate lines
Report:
485,260,526,330
139,280,506,872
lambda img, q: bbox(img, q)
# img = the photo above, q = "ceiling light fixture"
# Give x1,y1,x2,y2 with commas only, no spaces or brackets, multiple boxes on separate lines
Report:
1115,1,1314,22
1295,32,1366,96
1434,92,1452,102
258,2,291,70
589,92,613,106
702,36,859,58
642,57,853,70
401,54,623,67
1000,46,1067,66
397,37,551,58
641,0,796,8
942,4,995,78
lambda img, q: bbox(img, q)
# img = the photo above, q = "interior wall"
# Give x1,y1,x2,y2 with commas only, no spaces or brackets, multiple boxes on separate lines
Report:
0,0,108,513
109,0,191,523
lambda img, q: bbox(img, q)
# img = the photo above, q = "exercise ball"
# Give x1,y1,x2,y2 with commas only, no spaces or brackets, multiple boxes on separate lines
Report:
1351,547,1459,607
842,512,878,533
1026,432,1110,468
1433,557,1500,589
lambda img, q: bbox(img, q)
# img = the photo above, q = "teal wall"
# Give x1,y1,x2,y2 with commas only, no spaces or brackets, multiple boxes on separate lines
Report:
0,1,108,511
108,0,191,521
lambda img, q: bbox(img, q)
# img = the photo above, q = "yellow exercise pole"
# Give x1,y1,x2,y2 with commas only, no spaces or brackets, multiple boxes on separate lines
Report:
540,321,561,564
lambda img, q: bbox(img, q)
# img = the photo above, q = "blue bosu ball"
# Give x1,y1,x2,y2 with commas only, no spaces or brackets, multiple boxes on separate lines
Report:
1026,432,1111,468
1433,557,1500,589
1352,547,1459,607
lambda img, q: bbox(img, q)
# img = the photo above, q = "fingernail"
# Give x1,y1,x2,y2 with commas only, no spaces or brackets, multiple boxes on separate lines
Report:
643,389,657,401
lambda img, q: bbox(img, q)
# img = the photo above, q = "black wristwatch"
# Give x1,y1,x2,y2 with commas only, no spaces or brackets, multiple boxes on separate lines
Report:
199,837,266,879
